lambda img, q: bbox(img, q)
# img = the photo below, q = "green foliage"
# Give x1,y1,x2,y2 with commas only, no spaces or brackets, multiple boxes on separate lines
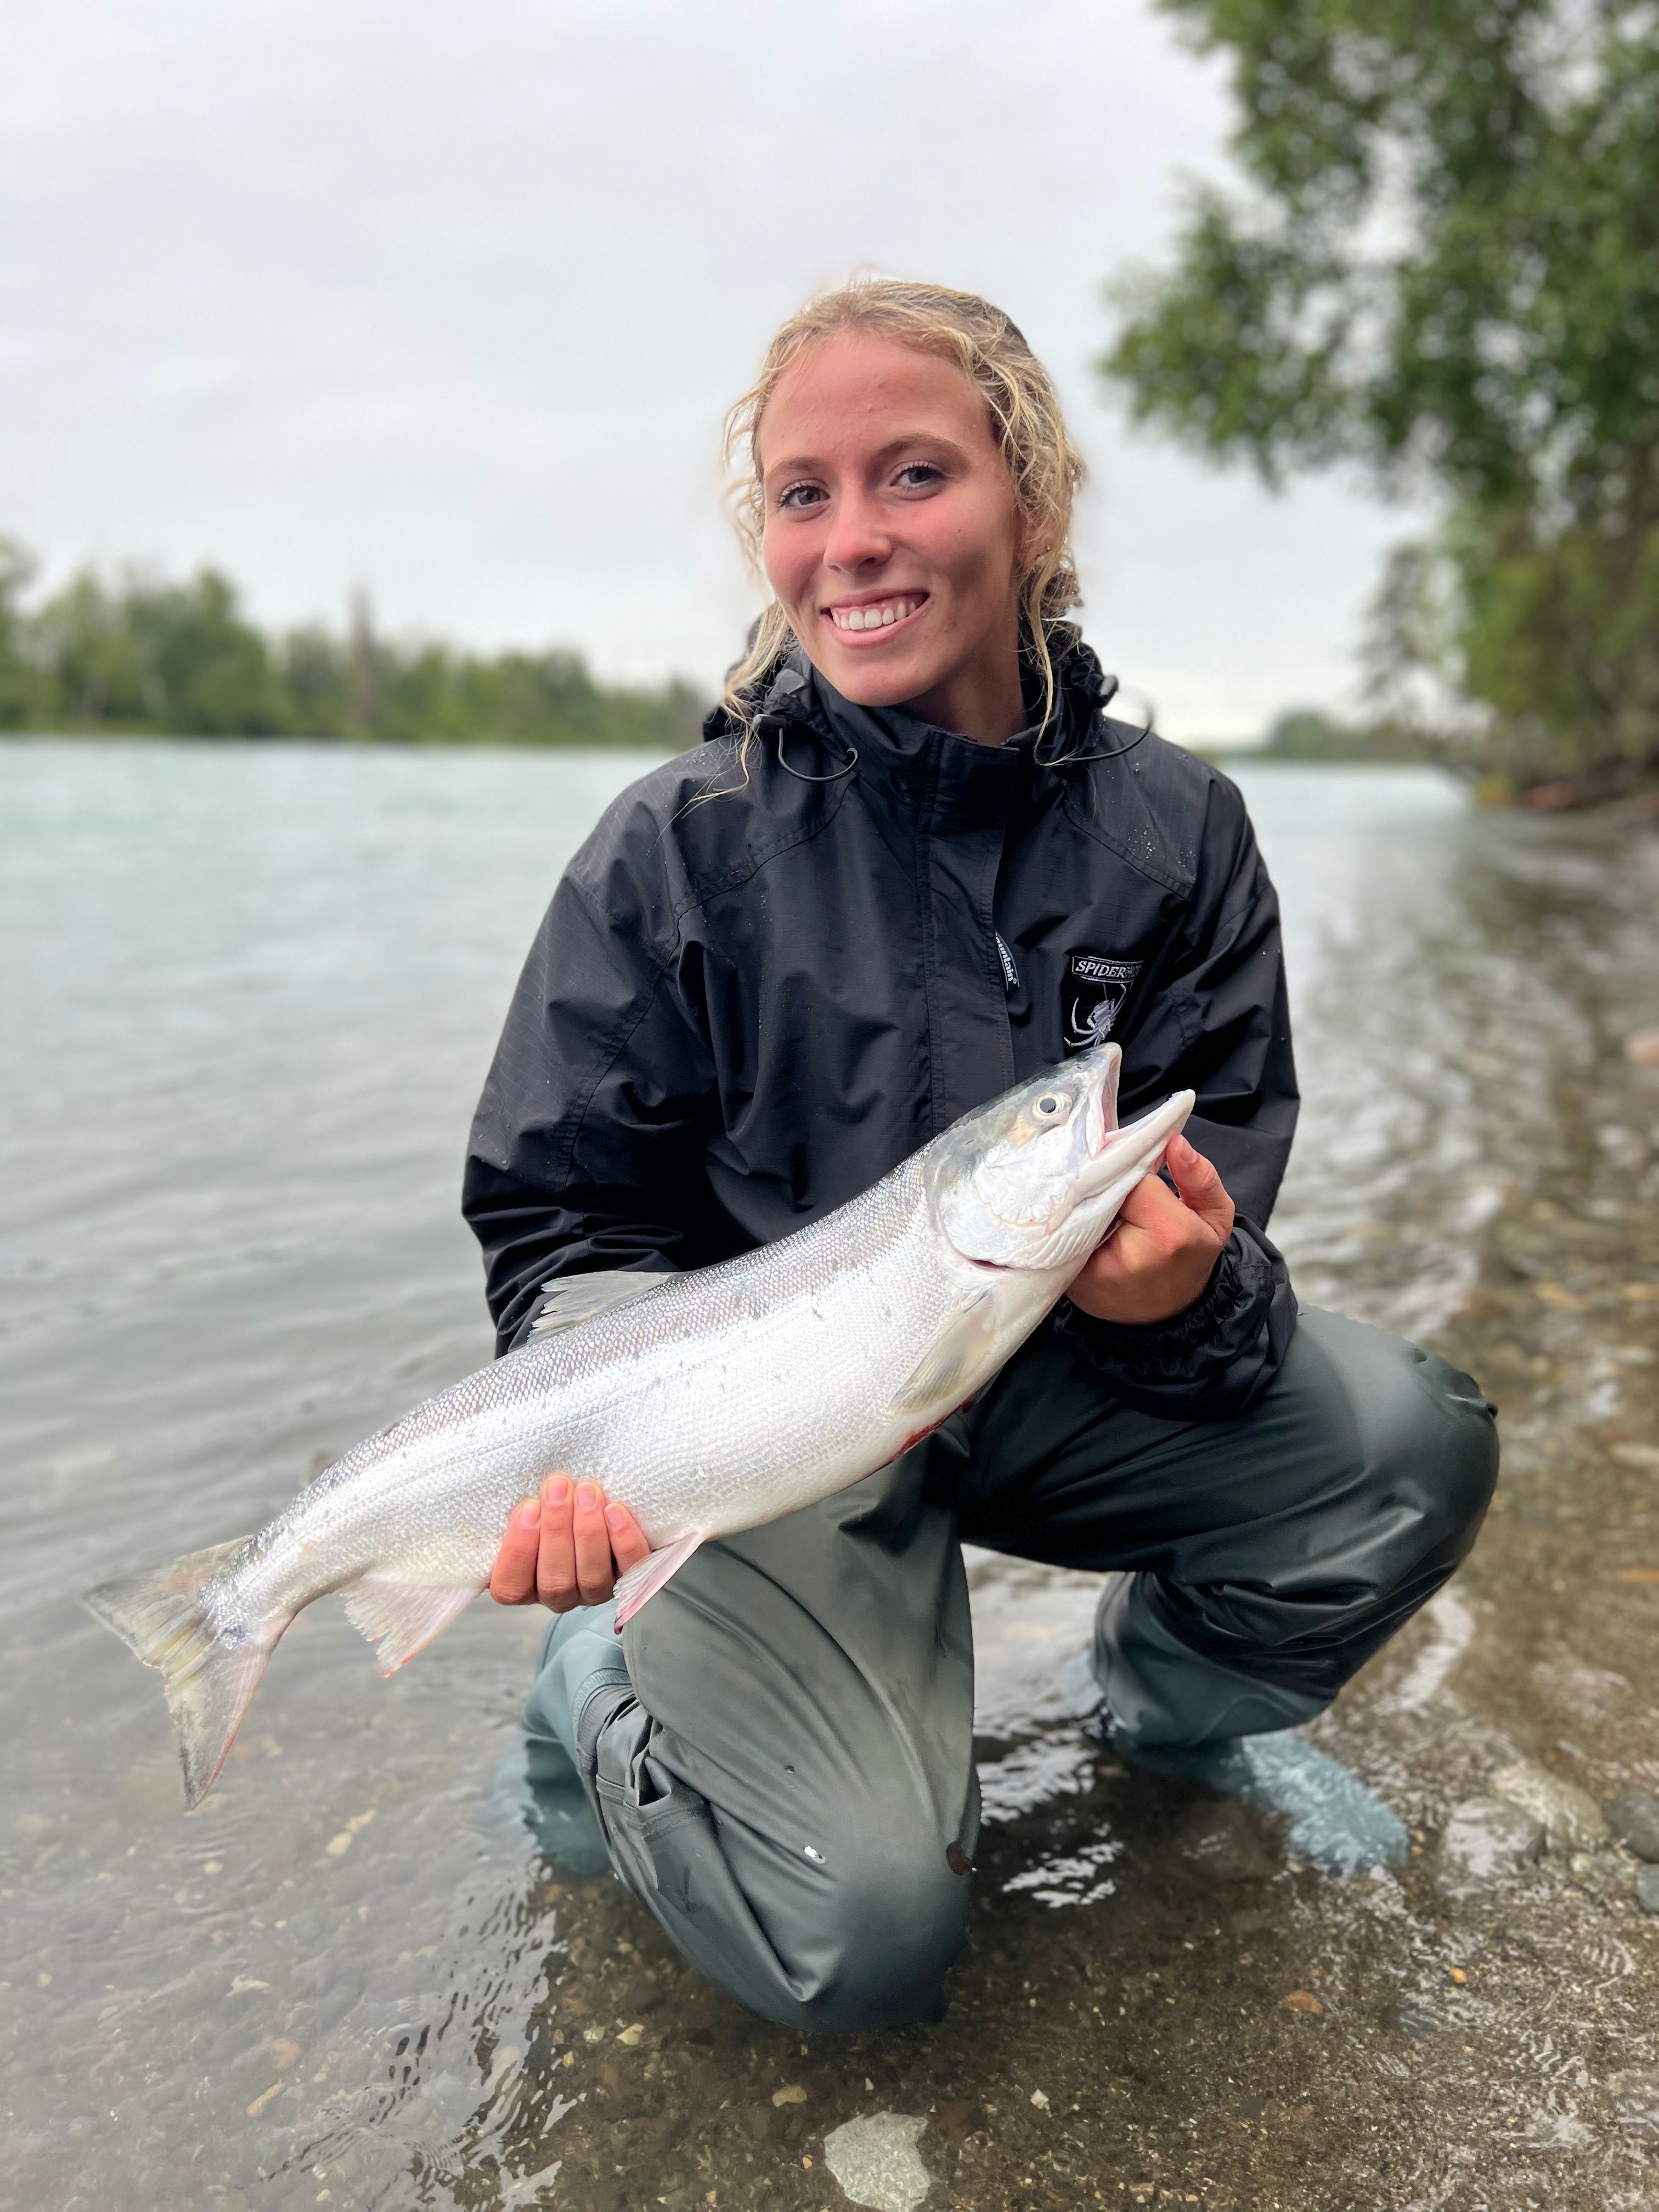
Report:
1256,706,1438,761
0,539,707,749
32,567,291,735
0,538,47,729
1101,0,1659,790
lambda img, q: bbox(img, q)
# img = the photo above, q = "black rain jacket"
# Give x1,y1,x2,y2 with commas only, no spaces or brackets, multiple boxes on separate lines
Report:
463,637,1300,1418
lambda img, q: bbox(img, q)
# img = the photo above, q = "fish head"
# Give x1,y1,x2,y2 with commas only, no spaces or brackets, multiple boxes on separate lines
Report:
928,1044,1195,1276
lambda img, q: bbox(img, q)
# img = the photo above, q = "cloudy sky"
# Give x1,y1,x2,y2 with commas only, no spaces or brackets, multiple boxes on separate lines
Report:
2,0,1414,739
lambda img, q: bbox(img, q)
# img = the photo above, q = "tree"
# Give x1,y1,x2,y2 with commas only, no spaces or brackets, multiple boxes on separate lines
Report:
1099,0,1659,793
30,565,289,734
0,537,44,727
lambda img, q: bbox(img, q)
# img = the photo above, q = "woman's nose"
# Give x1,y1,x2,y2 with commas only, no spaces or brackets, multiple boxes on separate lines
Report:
823,488,892,573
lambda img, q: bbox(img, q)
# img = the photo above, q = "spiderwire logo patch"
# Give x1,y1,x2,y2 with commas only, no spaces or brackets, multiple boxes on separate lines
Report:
1064,953,1141,1051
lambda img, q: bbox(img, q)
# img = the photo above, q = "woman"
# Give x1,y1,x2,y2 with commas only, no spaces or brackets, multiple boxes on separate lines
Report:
462,280,1496,2033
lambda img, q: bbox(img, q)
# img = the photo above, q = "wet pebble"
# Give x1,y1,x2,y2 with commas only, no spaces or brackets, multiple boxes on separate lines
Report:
1438,1797,1546,1891
1624,1028,1659,1068
1489,1759,1607,1852
1609,1788,1659,1862
822,2112,932,2212
1636,1866,1659,1916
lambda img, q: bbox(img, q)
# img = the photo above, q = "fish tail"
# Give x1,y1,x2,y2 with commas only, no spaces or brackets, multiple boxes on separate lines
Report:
86,1537,282,1810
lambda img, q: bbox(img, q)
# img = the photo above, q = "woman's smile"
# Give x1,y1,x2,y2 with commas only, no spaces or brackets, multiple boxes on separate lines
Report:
824,591,929,639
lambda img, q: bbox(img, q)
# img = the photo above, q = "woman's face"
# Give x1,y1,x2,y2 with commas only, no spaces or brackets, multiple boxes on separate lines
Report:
758,333,1027,737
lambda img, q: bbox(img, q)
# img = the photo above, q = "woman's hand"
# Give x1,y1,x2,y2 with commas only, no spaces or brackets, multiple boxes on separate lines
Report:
488,1475,652,1612
1067,1132,1235,1328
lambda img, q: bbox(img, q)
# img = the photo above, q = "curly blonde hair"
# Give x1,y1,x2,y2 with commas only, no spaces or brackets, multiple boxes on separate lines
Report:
721,276,1086,744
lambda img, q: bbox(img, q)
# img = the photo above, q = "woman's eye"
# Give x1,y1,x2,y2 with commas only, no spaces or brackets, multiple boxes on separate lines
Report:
777,482,824,511
894,462,944,491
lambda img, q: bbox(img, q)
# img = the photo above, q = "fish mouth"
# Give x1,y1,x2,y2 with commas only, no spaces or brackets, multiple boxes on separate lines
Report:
1081,1045,1122,1161
1075,1086,1195,1200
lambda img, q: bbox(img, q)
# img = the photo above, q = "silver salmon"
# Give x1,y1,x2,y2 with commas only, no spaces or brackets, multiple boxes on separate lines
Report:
88,1043,1192,1807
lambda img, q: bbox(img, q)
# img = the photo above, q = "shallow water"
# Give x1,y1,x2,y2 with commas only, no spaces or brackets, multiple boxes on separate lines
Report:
3,743,1658,2211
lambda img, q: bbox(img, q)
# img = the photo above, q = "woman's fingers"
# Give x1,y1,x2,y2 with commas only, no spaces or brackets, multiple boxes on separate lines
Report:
573,1480,618,1606
492,1476,651,1613
1164,1133,1235,1241
1110,1166,1184,1242
535,1475,579,1610
605,1500,653,1575
489,1494,543,1606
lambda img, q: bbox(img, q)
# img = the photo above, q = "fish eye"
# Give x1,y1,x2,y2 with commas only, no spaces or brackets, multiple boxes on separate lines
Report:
1034,1094,1064,1119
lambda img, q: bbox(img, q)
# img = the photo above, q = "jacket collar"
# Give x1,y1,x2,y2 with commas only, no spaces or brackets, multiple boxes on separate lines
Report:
726,627,1117,788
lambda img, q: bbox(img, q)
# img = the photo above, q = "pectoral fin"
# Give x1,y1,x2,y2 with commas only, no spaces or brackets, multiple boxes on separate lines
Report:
612,1532,704,1631
528,1271,674,1339
889,1293,998,1417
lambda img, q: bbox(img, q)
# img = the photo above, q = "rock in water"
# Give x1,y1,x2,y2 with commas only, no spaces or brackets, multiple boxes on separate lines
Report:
1489,1759,1608,1851
822,2112,932,2212
1610,1787,1659,1863
1438,1797,1547,1895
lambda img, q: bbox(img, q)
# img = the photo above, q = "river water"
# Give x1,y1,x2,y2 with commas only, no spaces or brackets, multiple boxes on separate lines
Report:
3,742,1658,2212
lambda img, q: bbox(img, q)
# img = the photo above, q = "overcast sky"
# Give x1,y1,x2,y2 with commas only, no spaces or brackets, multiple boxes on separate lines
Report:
1,0,1414,740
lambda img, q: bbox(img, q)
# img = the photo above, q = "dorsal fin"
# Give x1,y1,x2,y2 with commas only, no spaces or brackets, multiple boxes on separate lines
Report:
528,1271,674,1339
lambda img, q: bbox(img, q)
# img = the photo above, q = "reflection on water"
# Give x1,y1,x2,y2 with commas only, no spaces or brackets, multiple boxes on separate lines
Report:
3,746,1658,2211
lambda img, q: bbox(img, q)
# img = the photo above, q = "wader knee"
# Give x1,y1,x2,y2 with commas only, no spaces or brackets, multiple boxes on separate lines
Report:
1223,1316,1499,1688
765,1832,973,2035
1369,1335,1499,1571
1097,1313,1498,1747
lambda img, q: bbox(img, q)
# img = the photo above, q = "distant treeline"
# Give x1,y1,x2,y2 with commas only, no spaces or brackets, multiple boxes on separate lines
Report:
0,537,707,748
1254,710,1439,766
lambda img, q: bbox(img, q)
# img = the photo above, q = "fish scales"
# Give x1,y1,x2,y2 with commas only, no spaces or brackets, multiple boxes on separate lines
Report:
87,1045,1193,1808
245,1158,954,1610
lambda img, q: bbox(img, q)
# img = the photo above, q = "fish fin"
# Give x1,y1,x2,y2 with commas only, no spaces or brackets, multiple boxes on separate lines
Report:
612,1532,704,1631
342,1575,483,1674
528,1271,675,1339
888,1293,998,1416
86,1537,279,1811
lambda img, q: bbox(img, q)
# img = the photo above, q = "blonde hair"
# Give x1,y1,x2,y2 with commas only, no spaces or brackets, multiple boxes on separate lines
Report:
720,276,1086,747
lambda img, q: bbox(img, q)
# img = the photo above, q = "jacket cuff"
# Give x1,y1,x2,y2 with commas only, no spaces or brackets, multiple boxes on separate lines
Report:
1059,1234,1244,1359
1052,1219,1295,1420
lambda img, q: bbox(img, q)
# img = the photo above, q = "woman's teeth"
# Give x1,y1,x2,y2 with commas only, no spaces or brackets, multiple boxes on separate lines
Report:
831,599,919,632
